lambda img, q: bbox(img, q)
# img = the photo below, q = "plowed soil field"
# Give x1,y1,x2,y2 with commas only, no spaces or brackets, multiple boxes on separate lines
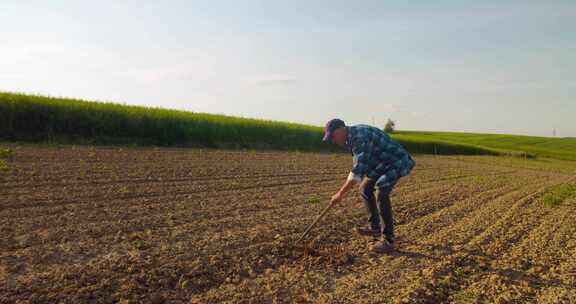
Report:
1,145,576,303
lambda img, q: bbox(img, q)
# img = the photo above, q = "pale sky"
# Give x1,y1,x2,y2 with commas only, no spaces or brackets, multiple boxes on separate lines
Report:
1,0,575,137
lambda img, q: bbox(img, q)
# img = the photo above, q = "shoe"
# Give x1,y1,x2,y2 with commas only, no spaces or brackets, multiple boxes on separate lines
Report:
371,238,395,253
353,226,381,237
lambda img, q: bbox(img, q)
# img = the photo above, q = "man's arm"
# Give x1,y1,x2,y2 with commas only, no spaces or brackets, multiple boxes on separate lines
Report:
330,175,359,204
330,179,357,203
331,137,371,204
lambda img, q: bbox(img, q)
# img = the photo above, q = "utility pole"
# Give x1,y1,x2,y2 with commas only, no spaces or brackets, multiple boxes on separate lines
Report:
553,128,557,137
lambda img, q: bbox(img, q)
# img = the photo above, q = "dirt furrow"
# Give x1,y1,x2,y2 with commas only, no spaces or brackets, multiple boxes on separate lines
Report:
387,178,572,303
184,175,543,303
2,145,575,304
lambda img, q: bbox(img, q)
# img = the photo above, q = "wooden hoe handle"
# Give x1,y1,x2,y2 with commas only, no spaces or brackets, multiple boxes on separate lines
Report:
295,200,337,243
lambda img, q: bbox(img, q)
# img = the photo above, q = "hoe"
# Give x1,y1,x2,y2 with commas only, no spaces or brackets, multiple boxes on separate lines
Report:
295,199,337,243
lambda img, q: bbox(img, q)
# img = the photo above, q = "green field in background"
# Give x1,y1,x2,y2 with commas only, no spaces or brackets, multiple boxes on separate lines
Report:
1,92,574,160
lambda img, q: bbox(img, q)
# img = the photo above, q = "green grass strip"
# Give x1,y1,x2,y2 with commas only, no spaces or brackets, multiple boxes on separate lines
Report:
2,91,575,160
542,184,576,207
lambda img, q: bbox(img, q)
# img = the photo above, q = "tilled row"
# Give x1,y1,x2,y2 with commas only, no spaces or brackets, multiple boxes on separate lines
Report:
2,158,508,254
181,166,560,302
1,145,574,304
194,173,547,303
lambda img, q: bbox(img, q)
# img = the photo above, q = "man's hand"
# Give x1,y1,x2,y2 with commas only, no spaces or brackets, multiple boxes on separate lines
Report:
331,176,358,205
330,191,343,204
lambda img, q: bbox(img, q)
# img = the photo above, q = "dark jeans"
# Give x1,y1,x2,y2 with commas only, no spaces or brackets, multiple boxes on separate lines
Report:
359,177,395,240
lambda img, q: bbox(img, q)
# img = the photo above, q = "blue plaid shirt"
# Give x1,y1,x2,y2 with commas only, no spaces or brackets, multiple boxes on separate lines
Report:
346,125,415,183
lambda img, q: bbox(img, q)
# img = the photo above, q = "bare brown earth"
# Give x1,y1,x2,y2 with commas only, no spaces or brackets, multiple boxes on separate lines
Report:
1,145,575,304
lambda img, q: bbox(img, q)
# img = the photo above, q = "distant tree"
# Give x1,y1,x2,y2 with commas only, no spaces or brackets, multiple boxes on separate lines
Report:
384,119,396,133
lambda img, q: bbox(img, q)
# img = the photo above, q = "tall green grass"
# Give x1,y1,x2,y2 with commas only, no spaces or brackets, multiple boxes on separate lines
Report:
0,92,333,151
1,92,574,160
390,135,516,157
0,147,13,172
394,131,576,160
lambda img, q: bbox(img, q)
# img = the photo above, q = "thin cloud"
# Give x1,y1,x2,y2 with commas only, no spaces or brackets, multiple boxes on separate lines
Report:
255,76,297,87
